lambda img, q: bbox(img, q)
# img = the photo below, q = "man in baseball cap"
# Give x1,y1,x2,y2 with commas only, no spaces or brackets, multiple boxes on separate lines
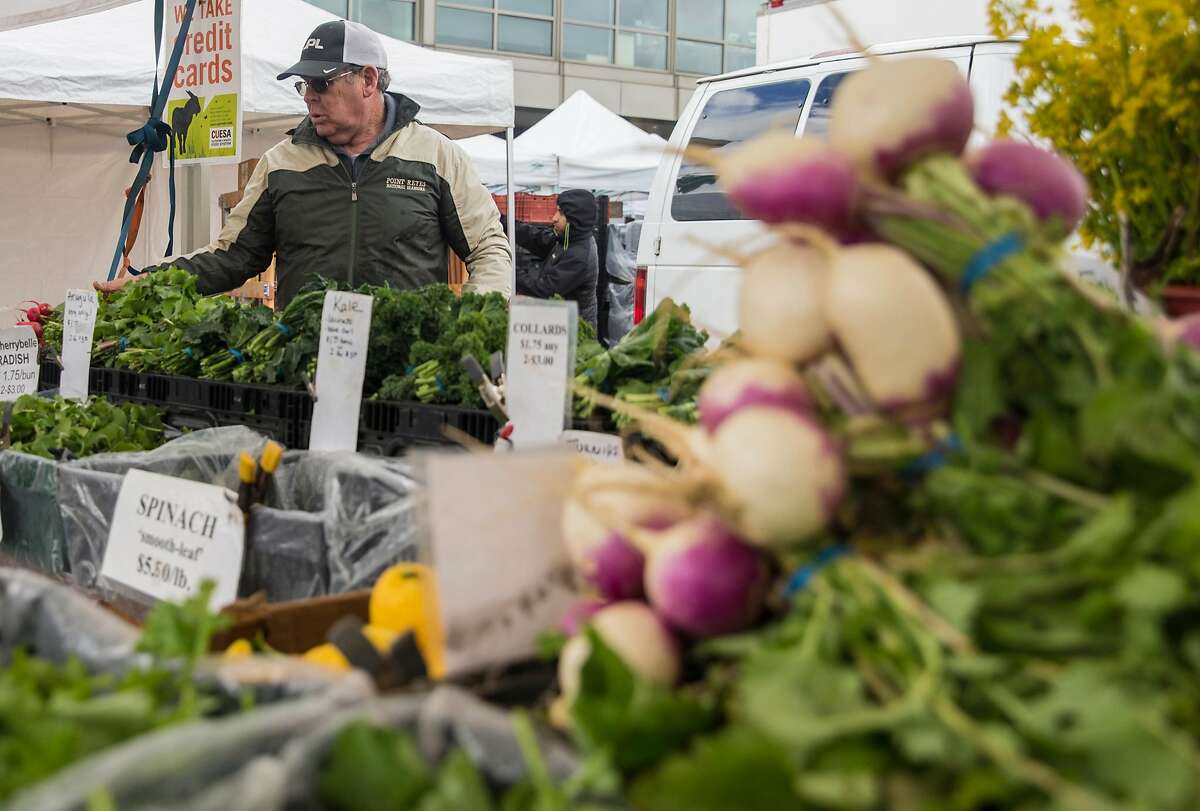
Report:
99,19,511,306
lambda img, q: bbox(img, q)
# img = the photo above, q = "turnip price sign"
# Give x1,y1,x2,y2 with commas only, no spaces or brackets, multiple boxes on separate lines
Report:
0,327,39,401
160,0,242,165
100,469,245,608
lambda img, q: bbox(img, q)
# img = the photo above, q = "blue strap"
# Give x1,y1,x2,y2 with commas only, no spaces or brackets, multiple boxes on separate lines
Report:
274,322,291,336
183,346,193,358
960,233,1023,295
107,0,199,281
656,387,670,403
783,544,853,598
119,336,128,351
435,376,447,394
902,433,963,477
228,348,244,363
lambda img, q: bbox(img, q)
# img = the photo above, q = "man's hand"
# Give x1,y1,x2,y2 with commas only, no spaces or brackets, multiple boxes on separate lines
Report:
93,274,137,295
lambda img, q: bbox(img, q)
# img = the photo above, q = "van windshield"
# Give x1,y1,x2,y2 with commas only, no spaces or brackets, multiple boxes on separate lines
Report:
671,78,812,222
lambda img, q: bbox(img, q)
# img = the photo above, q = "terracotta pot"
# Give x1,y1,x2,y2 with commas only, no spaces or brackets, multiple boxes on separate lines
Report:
1161,285,1200,318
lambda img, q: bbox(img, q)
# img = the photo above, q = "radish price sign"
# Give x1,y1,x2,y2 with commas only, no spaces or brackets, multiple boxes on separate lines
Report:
60,289,98,400
505,297,577,448
0,327,40,401
100,469,245,608
309,291,374,452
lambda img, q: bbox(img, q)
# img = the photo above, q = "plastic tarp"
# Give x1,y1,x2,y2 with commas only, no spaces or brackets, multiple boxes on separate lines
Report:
605,221,640,342
0,0,514,136
512,90,668,194
0,567,376,811
0,426,422,610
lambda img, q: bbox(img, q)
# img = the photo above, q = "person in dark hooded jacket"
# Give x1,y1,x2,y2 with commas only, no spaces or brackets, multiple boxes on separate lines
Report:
512,189,600,330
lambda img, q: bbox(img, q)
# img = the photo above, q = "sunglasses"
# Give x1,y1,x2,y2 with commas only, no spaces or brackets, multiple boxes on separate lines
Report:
293,67,362,97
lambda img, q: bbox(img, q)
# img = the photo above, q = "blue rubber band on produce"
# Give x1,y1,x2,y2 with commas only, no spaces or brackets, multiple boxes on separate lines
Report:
405,365,415,376
436,376,447,394
657,387,671,403
274,322,291,336
228,348,244,363
119,337,128,351
183,347,193,358
902,434,963,477
961,233,1023,295
784,544,854,597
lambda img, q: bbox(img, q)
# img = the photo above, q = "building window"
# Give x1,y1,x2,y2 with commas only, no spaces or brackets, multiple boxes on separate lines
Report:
675,0,758,75
562,0,667,70
436,0,554,56
355,0,416,41
304,0,348,15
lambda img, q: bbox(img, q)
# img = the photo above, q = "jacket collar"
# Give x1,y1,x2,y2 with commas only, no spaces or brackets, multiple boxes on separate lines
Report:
290,91,421,149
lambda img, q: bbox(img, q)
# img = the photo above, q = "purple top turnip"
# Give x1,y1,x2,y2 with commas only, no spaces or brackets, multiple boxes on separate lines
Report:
557,601,681,704
698,358,812,433
702,131,861,236
830,58,975,179
558,598,607,637
826,244,961,413
561,463,691,600
969,140,1089,237
644,515,769,638
711,407,846,547
738,242,832,364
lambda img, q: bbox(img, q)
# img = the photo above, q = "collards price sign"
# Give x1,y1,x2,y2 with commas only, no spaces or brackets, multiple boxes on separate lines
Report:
100,469,245,608
505,297,577,448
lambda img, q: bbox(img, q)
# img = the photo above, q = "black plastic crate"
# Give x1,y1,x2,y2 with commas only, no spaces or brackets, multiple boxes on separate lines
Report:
36,362,111,397
357,400,500,456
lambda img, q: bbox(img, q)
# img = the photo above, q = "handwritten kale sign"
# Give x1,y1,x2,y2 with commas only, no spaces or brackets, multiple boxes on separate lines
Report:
309,291,374,451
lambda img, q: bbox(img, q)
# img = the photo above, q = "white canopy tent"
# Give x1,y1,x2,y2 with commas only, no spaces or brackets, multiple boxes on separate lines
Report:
458,133,556,191
0,0,516,305
0,0,137,32
513,90,667,195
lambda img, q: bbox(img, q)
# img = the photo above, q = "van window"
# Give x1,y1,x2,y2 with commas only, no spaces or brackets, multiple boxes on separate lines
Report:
671,78,812,222
802,72,852,139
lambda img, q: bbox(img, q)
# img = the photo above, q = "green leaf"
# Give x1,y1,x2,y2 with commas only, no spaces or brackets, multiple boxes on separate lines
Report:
629,726,800,811
570,629,717,773
1115,564,1187,615
317,722,432,811
416,748,494,811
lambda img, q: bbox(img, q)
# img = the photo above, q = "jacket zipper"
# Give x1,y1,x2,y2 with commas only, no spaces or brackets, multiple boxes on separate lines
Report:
346,172,359,287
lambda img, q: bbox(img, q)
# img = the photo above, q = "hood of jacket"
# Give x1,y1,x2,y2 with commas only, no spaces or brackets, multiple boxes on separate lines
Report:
557,188,597,234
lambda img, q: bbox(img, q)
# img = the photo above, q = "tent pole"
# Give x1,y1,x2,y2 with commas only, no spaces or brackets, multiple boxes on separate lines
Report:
506,126,515,296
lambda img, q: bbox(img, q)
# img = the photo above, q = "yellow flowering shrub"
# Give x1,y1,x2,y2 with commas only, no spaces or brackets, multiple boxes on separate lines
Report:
990,0,1200,285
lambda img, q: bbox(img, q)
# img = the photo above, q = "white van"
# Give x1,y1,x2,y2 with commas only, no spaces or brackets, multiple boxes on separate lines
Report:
634,37,1141,335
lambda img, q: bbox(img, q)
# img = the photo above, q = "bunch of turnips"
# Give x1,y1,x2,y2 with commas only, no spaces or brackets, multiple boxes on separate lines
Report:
550,51,1133,721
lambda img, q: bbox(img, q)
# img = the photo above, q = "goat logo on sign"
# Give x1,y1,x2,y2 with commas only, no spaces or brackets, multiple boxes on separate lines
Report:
170,91,202,155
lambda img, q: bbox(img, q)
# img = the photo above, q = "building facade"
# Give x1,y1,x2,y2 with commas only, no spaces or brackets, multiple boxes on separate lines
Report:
303,0,761,136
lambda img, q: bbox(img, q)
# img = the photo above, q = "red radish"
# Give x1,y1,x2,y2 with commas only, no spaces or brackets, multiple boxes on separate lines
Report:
25,307,42,323
39,303,51,316
697,357,811,433
711,407,845,547
561,463,690,600
558,598,607,636
830,58,974,178
695,131,860,235
557,602,680,703
737,242,831,364
969,140,1089,236
644,515,768,637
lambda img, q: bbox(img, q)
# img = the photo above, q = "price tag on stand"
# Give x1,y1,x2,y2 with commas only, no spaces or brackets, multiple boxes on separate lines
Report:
423,449,580,677
309,291,374,451
505,297,577,448
0,327,40,401
561,430,624,464
60,288,98,400
99,469,245,608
